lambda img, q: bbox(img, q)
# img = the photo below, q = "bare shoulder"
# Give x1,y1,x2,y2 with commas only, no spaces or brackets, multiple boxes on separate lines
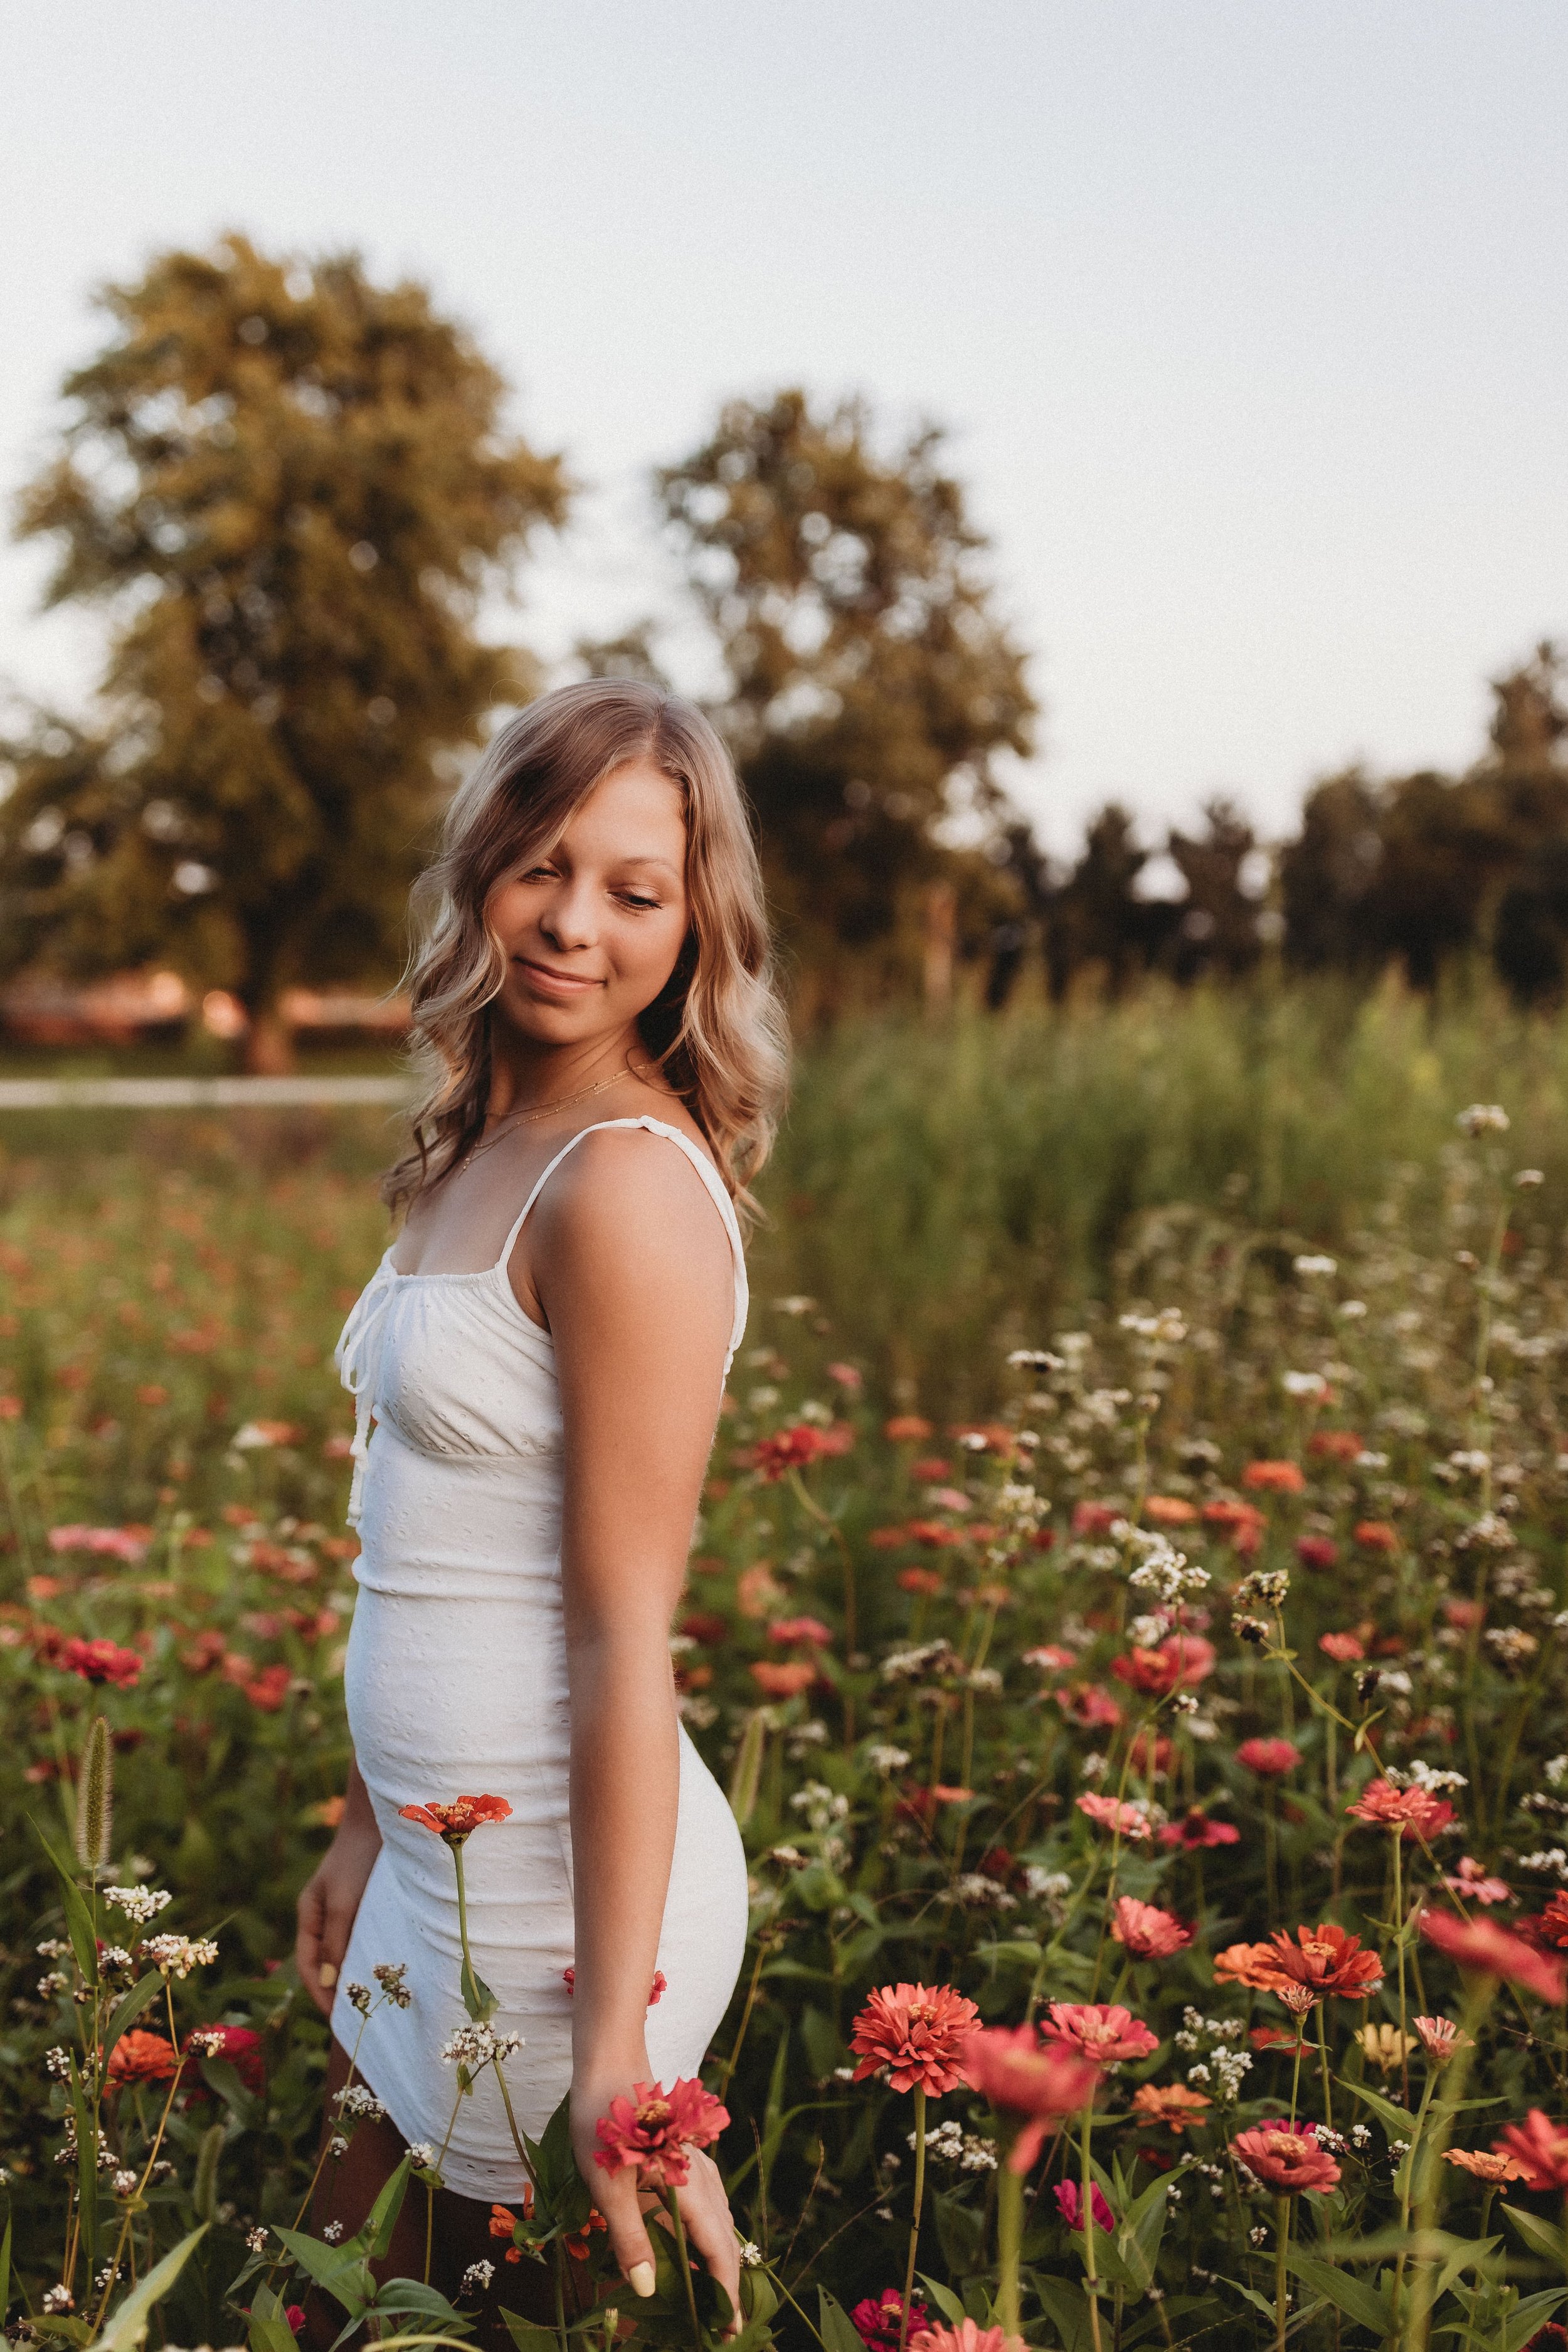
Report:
528,1120,734,1318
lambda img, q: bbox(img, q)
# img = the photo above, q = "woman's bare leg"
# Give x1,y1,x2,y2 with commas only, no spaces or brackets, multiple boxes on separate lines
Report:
299,2037,576,2351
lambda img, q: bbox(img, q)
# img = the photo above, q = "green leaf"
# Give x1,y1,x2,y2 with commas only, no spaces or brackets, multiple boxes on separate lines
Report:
818,2289,866,2352
1115,2173,1171,2295
499,2318,559,2352
369,2280,474,2336
247,2284,302,2352
29,1814,98,1987
459,1956,496,2023
191,2121,224,2223
1030,2277,1095,2352
270,2226,374,2316
1499,2289,1568,2352
91,2225,208,2351
0,2215,11,2330
1339,2076,1417,2137
1505,2203,1567,2267
101,1973,162,2065
1284,2248,1394,2337
364,2158,413,2262
916,2275,968,2327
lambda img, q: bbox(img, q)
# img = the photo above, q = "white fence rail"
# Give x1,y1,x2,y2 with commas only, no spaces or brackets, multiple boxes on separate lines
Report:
0,1076,416,1111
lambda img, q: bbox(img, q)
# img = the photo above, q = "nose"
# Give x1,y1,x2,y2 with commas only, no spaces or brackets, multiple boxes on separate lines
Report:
538,876,599,952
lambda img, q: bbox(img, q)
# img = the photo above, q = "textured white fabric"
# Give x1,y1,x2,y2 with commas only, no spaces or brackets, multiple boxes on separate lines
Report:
328,1117,750,2197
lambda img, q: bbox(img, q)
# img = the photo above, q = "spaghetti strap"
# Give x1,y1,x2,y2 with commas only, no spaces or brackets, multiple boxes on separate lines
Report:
492,1116,748,1357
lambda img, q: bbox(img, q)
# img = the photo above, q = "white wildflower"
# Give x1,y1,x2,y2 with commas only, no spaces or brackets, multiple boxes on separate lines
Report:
461,2261,495,2295
141,1934,219,1979
104,1885,172,1926
1456,1104,1509,1136
1293,1255,1338,1277
866,1744,911,1775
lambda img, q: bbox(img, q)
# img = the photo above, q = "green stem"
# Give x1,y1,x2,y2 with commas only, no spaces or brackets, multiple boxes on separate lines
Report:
1315,2004,1333,2136
899,2085,927,2352
1406,1974,1498,2352
1392,1831,1409,2107
554,2241,568,2352
1081,2105,1104,2352
996,2164,1023,2337
664,2187,703,2352
1274,2198,1289,2352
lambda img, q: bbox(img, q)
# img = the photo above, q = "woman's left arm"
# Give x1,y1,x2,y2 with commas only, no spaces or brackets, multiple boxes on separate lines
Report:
529,1131,739,2309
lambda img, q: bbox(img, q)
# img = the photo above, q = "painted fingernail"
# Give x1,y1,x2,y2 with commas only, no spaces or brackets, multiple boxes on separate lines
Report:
319,1963,338,1988
629,2262,655,2298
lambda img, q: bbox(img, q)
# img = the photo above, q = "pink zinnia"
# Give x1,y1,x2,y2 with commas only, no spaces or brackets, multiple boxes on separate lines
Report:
1493,2110,1568,2191
909,2324,1025,2352
1414,2015,1469,2067
1054,2179,1115,2232
1110,1898,1193,1959
768,1616,833,1648
1158,1808,1240,1850
1443,1856,1510,1906
1419,1910,1567,2004
1076,1793,1152,1840
849,1983,980,2095
1236,1737,1301,1778
1041,2003,1159,2066
592,2077,729,2190
1231,2120,1340,2195
957,2026,1100,2173
1345,1779,1456,1843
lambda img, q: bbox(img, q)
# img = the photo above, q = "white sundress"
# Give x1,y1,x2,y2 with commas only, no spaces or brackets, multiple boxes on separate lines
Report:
328,1116,750,2199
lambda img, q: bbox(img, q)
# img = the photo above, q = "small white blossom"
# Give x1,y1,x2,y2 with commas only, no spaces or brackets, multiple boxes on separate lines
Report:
322,2220,344,2244
142,1934,219,1979
105,1885,172,1926
1293,1255,1338,1277
407,2141,437,2168
245,2227,269,2253
738,2240,763,2267
1283,1370,1330,1399
461,2261,495,2295
1456,1103,1510,1136
113,2169,139,2198
866,1744,911,1774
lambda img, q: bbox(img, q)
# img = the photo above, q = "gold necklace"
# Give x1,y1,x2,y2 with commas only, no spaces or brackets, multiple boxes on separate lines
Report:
455,1061,635,1177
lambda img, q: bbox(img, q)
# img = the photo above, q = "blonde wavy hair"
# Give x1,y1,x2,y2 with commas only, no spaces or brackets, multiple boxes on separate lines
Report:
384,680,788,1221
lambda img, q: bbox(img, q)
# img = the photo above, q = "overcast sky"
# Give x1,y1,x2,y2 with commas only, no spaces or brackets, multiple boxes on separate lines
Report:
3,0,1564,854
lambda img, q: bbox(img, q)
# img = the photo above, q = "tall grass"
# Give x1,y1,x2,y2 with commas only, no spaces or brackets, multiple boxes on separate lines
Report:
749,975,1568,1407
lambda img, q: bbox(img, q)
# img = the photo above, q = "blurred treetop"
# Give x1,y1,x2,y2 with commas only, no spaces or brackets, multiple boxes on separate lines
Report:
2,233,568,1067
657,389,1035,992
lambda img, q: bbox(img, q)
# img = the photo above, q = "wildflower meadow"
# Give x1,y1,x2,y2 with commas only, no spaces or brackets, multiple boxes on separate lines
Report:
7,1061,1568,2349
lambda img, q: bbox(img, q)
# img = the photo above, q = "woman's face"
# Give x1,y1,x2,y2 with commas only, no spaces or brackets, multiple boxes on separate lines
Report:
486,758,691,1052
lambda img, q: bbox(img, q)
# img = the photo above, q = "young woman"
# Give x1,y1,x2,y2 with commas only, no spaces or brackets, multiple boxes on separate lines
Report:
294,681,787,2329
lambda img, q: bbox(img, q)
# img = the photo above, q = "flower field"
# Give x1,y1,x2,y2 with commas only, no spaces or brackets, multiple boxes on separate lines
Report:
6,1090,1568,2347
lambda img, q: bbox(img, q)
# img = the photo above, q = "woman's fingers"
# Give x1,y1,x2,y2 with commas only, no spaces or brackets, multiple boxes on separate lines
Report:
295,1875,332,2017
677,2151,743,2326
598,2170,659,2297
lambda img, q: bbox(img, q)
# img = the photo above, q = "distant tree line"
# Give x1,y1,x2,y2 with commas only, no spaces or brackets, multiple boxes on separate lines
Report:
1,234,1564,1065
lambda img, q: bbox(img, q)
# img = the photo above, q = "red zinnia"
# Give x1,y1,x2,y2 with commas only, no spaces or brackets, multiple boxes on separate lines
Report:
850,2292,928,2352
752,1425,843,1481
1296,1537,1340,1570
1318,1629,1364,1661
1492,2111,1568,2191
1041,2002,1159,2066
1231,2121,1340,2195
957,2025,1100,2173
1530,1894,1568,1952
398,1794,513,1846
58,1636,142,1689
1237,1737,1301,1778
1110,1899,1193,1959
1353,1521,1399,1552
592,2076,729,2190
181,2024,265,2097
849,1982,980,2095
1419,1910,1567,2004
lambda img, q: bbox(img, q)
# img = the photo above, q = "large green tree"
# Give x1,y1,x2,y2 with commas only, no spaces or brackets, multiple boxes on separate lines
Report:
2,233,568,1066
657,389,1036,994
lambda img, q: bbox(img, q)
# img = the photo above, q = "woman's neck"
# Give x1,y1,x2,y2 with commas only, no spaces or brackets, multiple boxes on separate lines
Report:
484,1025,647,1123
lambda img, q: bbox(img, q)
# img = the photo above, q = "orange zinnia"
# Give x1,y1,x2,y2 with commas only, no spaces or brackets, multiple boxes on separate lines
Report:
1130,2082,1211,2132
1241,1460,1305,1493
106,2030,179,2089
1264,1922,1383,2001
1213,1942,1283,1991
398,1794,513,1846
1110,1898,1193,1959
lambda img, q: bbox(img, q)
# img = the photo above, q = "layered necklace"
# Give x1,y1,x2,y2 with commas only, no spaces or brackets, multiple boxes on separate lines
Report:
453,1059,637,1179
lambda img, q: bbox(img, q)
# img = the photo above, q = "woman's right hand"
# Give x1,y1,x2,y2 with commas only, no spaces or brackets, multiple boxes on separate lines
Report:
296,1762,382,2016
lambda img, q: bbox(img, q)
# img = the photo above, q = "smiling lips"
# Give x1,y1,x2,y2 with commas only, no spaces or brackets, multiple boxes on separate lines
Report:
514,956,604,997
